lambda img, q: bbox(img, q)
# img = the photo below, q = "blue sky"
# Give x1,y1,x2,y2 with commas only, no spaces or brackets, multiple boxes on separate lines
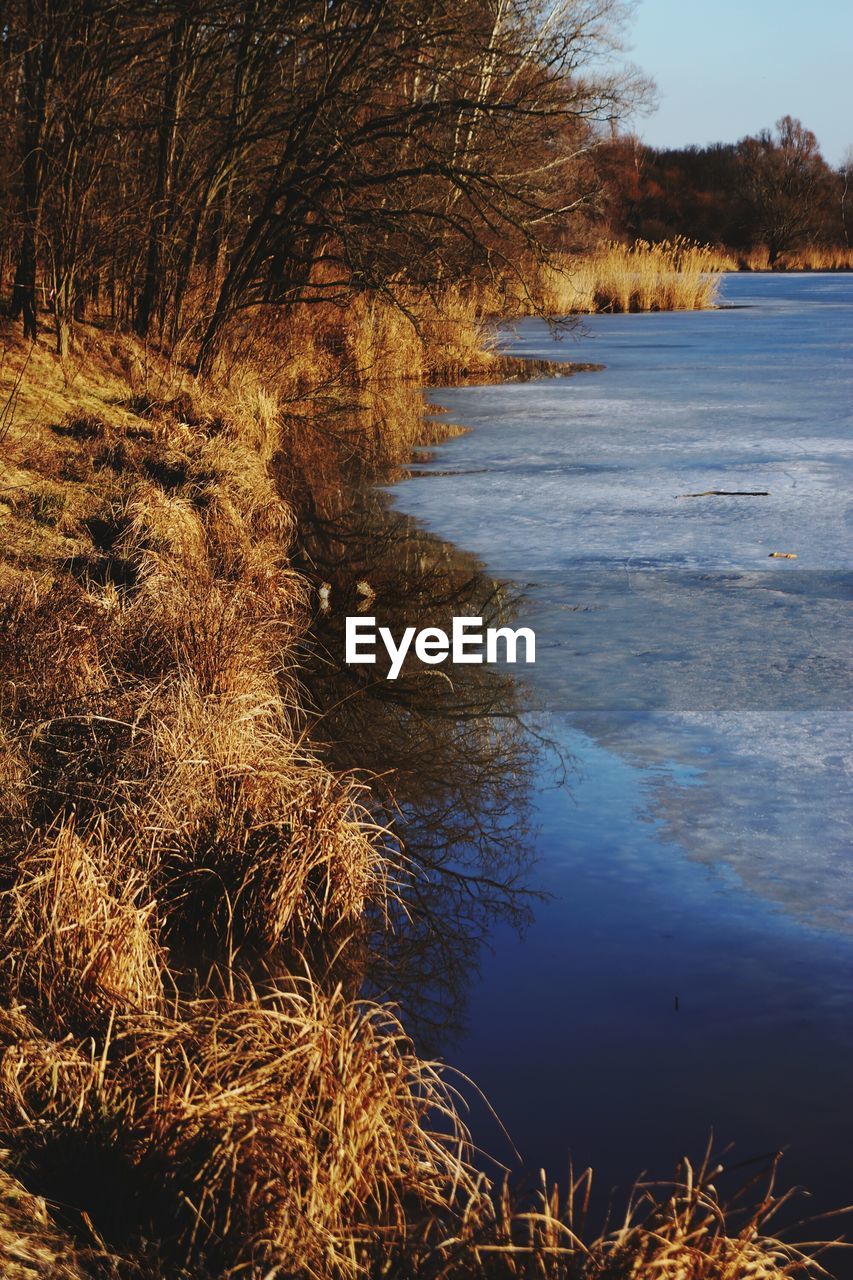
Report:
625,0,853,165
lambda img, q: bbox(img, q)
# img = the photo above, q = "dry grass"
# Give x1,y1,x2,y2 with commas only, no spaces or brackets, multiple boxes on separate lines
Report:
119,987,478,1275
0,998,840,1280
535,239,732,314
0,1156,91,1279
0,988,483,1278
248,289,500,387
1,821,164,1039
118,482,301,698
0,574,114,725
442,1152,839,1279
134,681,387,955
0,726,30,826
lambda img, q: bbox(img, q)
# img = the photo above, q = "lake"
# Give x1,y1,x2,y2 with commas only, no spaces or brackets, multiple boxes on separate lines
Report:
384,274,853,1231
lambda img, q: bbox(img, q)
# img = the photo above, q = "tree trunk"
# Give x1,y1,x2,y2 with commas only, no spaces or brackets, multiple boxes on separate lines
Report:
54,306,69,359
11,232,38,339
136,14,189,338
13,2,52,341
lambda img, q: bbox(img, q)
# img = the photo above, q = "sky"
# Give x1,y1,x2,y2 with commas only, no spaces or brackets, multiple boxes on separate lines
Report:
624,0,853,165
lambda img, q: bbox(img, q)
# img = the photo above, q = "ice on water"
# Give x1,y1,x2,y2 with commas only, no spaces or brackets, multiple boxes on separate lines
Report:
389,273,853,927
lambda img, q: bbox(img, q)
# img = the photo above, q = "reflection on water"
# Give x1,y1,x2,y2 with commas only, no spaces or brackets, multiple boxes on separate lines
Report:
284,393,543,1048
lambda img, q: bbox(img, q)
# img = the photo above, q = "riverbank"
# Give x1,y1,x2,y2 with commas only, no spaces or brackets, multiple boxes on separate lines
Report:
0,313,840,1277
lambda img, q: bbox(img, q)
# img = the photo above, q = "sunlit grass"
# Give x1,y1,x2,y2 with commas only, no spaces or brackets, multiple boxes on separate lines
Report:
537,238,733,315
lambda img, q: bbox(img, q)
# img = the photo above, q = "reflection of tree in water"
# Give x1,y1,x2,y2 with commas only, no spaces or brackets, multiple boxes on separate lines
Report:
283,395,542,1050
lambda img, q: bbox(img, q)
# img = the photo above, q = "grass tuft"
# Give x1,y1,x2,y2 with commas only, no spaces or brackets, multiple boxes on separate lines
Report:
1,820,164,1038
137,683,387,954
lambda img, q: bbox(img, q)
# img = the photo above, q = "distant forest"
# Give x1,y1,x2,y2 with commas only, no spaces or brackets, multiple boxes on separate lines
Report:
597,116,853,264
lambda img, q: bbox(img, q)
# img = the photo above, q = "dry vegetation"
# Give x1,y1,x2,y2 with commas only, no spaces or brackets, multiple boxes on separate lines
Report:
532,240,732,315
0,314,843,1277
737,246,853,271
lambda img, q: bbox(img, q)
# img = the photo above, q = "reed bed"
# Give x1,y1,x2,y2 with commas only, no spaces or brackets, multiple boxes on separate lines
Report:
536,239,732,314
0,320,844,1277
739,246,853,271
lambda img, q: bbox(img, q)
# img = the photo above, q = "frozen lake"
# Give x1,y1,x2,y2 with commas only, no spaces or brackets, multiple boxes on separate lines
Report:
386,275,853,1224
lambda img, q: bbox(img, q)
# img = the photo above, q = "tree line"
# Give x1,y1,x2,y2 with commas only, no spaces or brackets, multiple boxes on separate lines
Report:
597,116,853,263
0,0,640,368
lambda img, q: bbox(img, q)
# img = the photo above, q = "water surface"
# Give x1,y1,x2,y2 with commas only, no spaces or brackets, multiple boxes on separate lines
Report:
387,275,853,1223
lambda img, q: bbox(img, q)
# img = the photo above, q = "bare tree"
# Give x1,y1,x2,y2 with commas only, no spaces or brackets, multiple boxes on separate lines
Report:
737,115,834,264
1,0,641,358
841,145,853,249
190,0,642,371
